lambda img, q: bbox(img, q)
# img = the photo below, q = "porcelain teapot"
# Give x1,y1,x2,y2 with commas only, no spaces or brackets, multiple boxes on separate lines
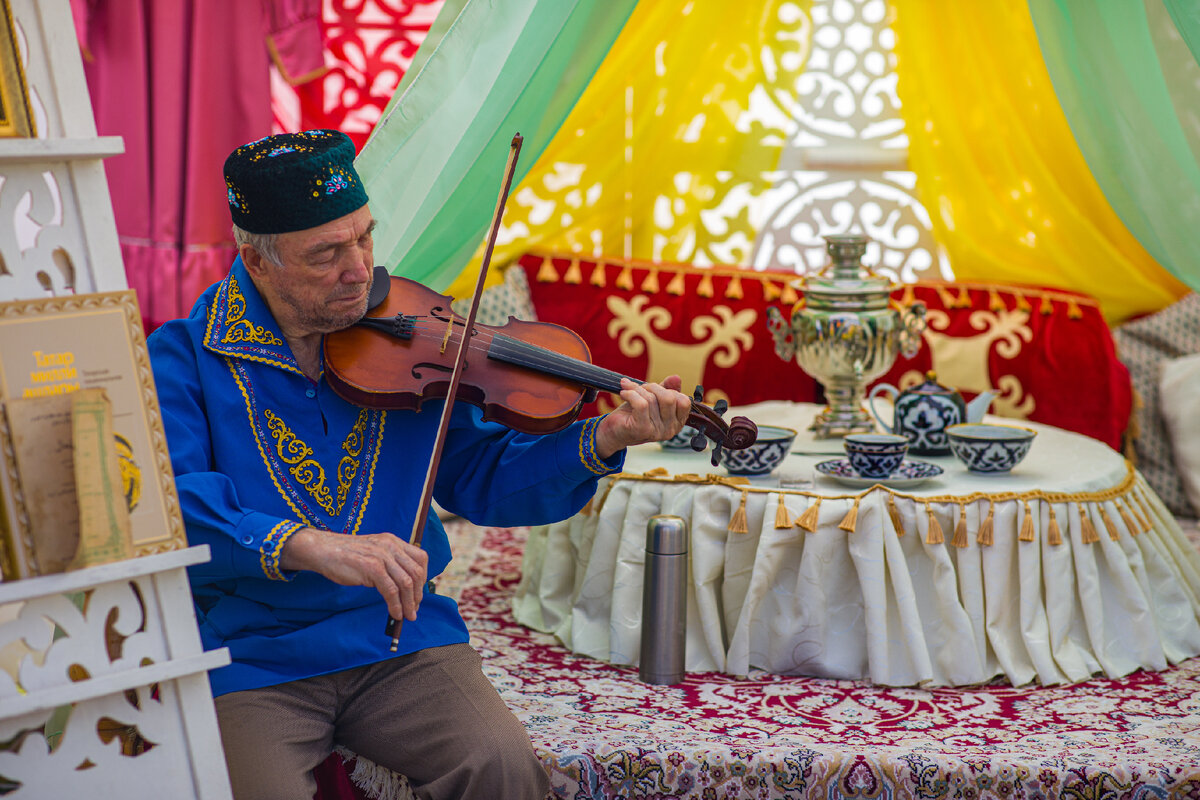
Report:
868,372,995,456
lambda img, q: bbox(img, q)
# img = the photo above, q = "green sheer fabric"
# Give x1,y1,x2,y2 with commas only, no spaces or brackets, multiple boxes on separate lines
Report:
355,0,637,291
1028,0,1200,291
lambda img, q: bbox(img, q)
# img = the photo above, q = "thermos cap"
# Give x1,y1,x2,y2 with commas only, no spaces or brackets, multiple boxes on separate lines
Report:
645,515,688,555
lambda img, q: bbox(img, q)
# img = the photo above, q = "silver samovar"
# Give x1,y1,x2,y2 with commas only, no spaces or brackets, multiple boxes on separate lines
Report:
766,234,926,438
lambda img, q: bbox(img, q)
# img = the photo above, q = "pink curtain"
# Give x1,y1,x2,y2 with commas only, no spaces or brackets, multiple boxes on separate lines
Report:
73,0,324,331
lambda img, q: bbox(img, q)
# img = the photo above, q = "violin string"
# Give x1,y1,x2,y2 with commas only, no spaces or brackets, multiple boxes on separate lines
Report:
370,316,707,416
393,318,631,391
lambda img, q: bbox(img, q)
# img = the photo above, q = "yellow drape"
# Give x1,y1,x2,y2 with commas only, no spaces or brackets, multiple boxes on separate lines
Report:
447,1,807,298
892,2,1187,324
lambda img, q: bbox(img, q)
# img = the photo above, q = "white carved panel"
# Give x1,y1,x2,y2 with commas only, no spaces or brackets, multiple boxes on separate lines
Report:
748,0,947,281
0,0,126,304
0,549,231,798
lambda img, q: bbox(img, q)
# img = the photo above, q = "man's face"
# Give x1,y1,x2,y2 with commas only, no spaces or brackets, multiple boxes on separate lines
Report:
253,205,376,337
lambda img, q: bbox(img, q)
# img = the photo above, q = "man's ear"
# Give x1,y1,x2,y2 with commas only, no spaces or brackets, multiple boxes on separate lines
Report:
240,243,267,277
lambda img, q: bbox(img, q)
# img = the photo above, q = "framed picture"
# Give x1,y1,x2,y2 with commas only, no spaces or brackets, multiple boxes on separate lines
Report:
0,0,33,138
0,291,185,579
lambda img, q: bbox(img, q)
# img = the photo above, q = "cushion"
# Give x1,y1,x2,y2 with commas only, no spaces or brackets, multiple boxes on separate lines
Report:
518,254,1132,450
1113,293,1200,518
1159,352,1200,517
876,282,1132,451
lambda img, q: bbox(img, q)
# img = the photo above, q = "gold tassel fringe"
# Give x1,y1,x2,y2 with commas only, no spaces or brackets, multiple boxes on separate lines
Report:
641,269,660,293
590,261,607,287
952,503,969,548
563,259,583,284
1099,504,1121,541
762,279,781,302
887,493,905,536
725,274,743,300
796,497,821,533
1046,504,1063,546
988,289,1006,312
775,494,793,529
1079,503,1100,544
1018,499,1035,542
838,497,860,533
668,270,688,296
1118,500,1139,539
781,283,799,305
728,491,749,534
976,501,995,546
536,256,558,283
1066,297,1083,319
1133,493,1156,533
1015,291,1032,312
616,265,634,290
925,503,944,545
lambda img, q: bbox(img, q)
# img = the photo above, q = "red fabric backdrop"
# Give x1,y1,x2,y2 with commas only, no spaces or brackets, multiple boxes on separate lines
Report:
519,254,1132,450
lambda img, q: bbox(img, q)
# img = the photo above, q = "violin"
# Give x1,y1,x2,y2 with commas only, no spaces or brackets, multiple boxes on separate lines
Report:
321,133,754,649
323,272,759,464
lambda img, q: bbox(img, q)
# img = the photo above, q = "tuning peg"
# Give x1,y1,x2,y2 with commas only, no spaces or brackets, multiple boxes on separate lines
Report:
713,398,728,416
692,384,704,402
690,431,707,452
709,443,723,467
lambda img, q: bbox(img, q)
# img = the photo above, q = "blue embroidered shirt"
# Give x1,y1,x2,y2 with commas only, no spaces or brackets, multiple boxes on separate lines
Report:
147,258,622,696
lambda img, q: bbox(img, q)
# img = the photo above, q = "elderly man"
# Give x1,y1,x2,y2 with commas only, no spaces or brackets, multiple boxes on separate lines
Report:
147,129,691,799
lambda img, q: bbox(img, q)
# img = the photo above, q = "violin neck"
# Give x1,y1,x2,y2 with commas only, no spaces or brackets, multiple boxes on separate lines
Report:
487,333,638,395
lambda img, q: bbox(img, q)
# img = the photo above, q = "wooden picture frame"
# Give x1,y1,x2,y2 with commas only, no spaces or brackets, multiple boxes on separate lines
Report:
0,0,33,138
0,291,185,579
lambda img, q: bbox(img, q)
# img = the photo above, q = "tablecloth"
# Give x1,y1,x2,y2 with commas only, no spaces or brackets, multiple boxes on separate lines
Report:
513,402,1200,686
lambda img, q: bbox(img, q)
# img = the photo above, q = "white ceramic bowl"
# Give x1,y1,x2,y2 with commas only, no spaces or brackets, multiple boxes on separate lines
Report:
946,423,1037,473
718,425,797,476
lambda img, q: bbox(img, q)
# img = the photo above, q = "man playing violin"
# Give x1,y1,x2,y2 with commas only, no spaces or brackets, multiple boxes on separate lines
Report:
146,129,693,800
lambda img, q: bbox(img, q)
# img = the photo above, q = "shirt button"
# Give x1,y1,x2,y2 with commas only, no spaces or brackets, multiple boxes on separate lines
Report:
240,535,254,545
305,388,316,398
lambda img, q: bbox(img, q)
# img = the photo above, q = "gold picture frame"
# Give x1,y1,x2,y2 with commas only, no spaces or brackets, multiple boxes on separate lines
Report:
0,0,34,138
0,291,186,579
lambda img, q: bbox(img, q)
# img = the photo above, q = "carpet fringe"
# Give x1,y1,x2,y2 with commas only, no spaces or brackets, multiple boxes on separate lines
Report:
336,747,416,800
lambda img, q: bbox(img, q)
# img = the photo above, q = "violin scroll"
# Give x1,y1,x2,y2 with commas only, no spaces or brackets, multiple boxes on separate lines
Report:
683,384,759,466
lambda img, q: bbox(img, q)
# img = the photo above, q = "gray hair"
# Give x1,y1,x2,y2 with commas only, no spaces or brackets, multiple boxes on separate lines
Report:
232,224,283,267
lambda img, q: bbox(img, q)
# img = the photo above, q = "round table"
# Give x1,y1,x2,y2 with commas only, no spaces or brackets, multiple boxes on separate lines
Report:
513,401,1200,686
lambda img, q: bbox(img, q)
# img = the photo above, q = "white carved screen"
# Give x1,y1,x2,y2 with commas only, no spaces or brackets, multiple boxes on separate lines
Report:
0,2,233,797
748,0,947,283
0,0,126,304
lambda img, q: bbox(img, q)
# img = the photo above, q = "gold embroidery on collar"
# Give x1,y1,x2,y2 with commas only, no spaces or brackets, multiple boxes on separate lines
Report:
223,276,284,346
263,407,367,516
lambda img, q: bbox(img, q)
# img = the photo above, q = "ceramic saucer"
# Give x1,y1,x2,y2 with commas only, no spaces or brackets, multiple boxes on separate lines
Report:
815,458,944,489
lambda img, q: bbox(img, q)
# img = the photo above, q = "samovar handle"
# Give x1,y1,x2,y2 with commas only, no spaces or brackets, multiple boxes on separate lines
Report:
898,300,928,359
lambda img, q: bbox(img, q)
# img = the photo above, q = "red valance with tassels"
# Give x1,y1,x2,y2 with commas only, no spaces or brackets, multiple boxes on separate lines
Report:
520,253,1131,450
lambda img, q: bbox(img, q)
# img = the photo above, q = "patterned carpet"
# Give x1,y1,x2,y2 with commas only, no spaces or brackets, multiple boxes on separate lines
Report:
333,520,1200,800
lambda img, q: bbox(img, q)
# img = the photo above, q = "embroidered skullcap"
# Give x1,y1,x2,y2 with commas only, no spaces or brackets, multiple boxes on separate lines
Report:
223,129,368,234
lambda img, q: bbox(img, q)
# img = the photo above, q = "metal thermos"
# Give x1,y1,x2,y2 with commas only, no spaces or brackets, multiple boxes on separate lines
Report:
639,515,688,685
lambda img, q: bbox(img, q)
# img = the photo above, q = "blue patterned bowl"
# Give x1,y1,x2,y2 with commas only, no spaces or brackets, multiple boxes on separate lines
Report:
660,425,706,451
718,425,797,476
946,423,1037,473
842,433,909,478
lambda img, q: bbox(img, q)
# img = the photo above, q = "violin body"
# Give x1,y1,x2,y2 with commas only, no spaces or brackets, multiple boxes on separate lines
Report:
324,274,757,461
325,277,594,434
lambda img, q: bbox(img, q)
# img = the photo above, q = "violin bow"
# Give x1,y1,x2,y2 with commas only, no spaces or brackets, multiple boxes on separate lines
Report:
386,133,524,650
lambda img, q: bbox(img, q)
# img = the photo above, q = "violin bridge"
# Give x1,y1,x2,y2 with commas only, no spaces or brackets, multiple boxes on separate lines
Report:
440,318,454,354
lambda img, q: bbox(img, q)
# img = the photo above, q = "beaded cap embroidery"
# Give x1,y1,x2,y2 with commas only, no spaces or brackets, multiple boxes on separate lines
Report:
223,129,368,234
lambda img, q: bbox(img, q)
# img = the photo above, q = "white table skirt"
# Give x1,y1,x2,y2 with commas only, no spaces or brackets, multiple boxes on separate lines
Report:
513,402,1200,686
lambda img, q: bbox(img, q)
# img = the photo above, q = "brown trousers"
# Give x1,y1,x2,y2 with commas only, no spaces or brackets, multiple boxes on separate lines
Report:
214,643,549,800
